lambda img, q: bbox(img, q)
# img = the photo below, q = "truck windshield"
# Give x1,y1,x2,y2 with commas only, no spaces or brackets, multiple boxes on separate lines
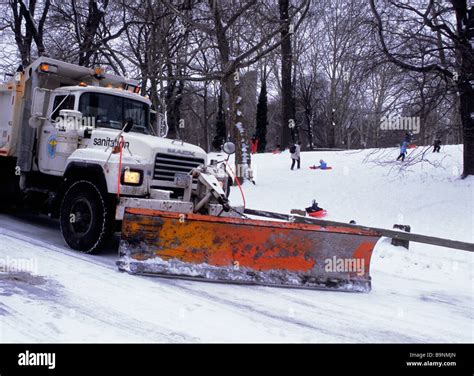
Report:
79,92,150,134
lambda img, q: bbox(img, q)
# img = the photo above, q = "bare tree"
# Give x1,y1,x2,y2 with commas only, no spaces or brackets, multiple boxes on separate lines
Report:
50,0,136,70
159,0,309,179
370,0,474,177
2,0,51,66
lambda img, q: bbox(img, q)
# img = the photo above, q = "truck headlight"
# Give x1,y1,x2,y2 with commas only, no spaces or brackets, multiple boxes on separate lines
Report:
121,169,143,186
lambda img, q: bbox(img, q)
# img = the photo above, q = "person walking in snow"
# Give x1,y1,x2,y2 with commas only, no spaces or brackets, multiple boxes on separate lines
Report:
396,140,408,161
250,135,259,154
433,138,442,153
290,142,301,170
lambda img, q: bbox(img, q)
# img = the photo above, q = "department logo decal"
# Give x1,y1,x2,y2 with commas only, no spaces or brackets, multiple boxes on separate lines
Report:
47,135,58,158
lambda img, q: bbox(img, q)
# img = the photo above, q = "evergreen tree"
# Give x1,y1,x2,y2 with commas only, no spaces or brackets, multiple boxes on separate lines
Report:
255,77,268,153
212,90,226,151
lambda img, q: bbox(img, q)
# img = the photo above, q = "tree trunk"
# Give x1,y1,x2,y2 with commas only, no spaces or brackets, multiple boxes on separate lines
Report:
224,75,249,180
305,109,314,150
328,106,336,148
279,0,295,149
203,82,210,152
453,1,474,177
308,115,314,150
459,80,474,177
78,0,107,67
10,0,33,67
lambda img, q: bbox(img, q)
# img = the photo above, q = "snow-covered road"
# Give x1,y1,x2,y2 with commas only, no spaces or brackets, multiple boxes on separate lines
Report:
1,146,472,342
0,212,472,343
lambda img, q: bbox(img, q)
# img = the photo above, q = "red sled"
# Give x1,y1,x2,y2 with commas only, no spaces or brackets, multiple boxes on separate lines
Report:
310,166,333,170
308,210,327,218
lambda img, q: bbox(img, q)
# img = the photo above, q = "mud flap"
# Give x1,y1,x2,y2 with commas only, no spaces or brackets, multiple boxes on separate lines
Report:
117,208,381,292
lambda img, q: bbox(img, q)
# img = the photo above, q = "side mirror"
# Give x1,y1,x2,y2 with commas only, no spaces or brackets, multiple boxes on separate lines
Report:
29,88,50,128
31,88,48,118
223,142,236,155
123,118,134,133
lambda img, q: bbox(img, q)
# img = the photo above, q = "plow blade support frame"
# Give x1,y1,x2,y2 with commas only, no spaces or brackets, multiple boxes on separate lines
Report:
243,209,474,253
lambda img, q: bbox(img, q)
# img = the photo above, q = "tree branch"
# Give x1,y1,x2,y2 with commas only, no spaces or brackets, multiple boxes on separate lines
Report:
369,0,454,79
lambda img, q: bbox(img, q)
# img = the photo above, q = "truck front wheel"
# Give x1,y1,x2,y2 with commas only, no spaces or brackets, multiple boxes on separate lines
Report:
60,180,113,253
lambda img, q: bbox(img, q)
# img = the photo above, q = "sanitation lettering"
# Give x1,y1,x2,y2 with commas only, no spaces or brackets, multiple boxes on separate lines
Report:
93,137,130,149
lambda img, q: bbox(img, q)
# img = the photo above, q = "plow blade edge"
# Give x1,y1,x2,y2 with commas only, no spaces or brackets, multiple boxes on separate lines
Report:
117,208,381,292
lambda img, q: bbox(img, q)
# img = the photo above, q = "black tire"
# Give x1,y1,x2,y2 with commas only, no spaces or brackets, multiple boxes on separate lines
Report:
0,160,22,211
60,180,114,253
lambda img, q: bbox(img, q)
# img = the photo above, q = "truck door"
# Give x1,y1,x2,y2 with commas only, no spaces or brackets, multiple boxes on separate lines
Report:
38,93,77,175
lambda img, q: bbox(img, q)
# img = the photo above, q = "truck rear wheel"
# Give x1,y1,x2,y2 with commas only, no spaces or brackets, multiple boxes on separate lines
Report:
60,180,113,253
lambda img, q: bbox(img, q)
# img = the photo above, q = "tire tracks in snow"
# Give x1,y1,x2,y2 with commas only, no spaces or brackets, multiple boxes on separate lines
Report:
135,278,356,341
0,230,198,342
1,227,353,341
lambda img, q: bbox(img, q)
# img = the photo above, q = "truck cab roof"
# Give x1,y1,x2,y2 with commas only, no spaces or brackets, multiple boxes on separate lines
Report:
57,85,151,105
25,57,139,87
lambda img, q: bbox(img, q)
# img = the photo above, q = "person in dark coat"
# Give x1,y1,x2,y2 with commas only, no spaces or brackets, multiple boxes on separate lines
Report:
433,138,442,153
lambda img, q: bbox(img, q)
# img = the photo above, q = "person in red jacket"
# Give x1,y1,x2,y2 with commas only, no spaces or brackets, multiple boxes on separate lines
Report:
250,135,259,154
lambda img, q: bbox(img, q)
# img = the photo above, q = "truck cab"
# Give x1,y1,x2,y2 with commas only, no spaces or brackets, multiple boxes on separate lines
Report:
36,84,207,196
0,57,220,253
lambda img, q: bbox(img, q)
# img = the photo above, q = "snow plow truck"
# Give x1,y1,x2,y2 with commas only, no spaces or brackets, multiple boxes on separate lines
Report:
0,57,382,292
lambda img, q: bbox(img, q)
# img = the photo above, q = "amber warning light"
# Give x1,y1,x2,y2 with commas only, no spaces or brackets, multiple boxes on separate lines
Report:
94,67,104,79
39,63,58,74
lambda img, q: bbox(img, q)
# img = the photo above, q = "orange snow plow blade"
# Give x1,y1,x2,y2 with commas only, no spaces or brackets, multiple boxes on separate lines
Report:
117,208,381,292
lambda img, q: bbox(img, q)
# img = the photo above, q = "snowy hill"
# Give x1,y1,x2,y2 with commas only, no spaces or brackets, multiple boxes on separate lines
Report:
0,145,472,343
230,144,472,243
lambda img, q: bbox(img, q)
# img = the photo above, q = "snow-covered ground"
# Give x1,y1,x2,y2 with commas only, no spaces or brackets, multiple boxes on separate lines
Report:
0,145,472,343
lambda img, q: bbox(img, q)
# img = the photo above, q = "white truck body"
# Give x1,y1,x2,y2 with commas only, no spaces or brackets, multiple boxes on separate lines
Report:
0,57,219,253
0,57,208,203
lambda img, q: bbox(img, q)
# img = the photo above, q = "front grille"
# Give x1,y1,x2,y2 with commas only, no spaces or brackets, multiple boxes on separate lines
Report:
153,153,205,182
